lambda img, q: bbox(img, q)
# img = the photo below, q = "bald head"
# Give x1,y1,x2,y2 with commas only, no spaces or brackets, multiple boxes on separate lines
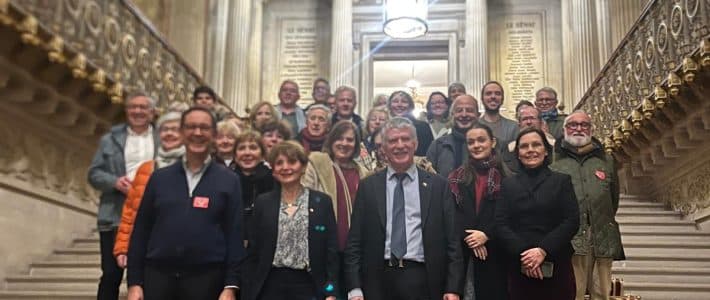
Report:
450,94,480,129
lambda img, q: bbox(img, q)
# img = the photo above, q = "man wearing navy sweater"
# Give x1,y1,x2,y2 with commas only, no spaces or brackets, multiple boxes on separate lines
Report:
127,107,244,300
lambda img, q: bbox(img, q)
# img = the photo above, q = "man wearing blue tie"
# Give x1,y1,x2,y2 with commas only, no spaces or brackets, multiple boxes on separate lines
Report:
344,117,463,300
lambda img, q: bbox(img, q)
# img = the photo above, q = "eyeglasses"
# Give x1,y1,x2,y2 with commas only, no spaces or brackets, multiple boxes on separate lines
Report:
565,122,592,130
182,124,213,132
536,98,557,104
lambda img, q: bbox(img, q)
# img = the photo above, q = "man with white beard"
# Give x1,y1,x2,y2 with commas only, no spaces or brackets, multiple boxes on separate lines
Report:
550,110,625,300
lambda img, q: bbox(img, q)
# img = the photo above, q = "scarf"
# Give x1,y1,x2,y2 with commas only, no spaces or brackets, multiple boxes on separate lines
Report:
448,154,502,207
300,128,327,153
451,126,469,168
540,109,558,122
155,146,185,168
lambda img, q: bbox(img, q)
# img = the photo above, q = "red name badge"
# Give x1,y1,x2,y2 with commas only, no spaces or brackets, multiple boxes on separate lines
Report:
595,170,606,180
193,196,210,208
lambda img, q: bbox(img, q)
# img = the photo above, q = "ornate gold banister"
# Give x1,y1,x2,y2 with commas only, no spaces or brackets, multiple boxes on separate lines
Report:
2,0,223,113
574,0,710,215
575,0,709,154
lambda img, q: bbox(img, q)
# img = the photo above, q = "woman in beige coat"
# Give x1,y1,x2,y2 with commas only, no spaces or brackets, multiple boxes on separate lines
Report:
301,120,369,298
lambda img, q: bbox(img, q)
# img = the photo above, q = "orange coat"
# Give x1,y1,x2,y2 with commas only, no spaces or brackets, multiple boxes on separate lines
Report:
113,160,155,256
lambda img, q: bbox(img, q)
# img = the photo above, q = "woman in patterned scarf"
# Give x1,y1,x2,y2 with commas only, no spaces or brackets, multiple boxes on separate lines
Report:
448,123,510,300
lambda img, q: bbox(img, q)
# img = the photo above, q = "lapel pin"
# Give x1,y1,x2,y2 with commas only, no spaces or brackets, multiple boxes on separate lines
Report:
422,182,428,187
309,208,314,213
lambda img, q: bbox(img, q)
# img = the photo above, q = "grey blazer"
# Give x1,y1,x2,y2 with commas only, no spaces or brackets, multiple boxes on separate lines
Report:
87,124,159,231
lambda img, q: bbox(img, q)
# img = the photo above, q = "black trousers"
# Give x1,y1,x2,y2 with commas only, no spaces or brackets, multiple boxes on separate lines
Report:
383,260,430,300
97,229,124,300
143,265,225,300
257,268,317,300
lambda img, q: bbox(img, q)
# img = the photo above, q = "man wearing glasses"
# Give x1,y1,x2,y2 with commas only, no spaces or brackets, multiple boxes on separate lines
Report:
534,87,566,139
88,92,159,300
550,111,625,300
126,107,244,300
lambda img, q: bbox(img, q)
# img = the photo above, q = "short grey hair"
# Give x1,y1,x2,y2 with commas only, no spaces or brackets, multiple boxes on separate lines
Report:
517,106,543,122
535,87,558,100
124,91,157,109
306,104,333,126
381,117,417,145
156,111,181,129
334,85,358,103
563,109,592,127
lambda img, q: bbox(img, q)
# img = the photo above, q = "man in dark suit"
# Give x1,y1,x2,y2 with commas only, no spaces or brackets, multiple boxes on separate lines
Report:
344,117,463,300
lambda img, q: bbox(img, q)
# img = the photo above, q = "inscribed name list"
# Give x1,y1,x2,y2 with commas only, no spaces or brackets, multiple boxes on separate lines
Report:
498,13,545,109
278,20,320,101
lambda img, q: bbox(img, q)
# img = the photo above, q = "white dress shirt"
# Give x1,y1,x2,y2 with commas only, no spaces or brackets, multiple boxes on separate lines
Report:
124,125,154,181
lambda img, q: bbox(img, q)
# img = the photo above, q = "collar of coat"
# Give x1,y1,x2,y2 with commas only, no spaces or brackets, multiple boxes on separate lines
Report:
555,137,607,161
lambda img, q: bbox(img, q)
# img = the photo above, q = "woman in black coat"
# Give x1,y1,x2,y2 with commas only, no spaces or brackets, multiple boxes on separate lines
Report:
449,124,509,300
234,131,275,241
243,141,338,300
495,128,579,300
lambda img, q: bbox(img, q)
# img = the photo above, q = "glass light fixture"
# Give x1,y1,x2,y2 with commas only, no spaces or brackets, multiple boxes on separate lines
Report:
383,0,429,39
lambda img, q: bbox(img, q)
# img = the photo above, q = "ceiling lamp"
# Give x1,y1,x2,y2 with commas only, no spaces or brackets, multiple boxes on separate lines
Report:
383,0,429,39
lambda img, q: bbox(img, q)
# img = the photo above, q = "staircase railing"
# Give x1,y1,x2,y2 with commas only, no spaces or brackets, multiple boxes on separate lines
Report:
574,0,709,156
573,0,710,214
1,0,221,113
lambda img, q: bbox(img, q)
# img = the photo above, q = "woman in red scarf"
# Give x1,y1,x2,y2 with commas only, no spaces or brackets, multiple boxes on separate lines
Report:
297,104,331,153
448,123,510,300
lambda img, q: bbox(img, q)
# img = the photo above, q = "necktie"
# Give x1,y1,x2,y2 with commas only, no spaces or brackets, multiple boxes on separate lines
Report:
391,173,408,260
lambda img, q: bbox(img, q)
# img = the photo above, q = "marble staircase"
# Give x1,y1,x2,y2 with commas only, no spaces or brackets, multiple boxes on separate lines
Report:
0,234,125,300
613,195,710,300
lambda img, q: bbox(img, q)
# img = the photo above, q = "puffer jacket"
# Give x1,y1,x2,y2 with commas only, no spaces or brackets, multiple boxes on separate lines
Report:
113,160,155,256
550,138,625,260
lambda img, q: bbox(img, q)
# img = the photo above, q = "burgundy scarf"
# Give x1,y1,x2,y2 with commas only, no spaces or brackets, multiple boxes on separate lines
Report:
300,128,327,153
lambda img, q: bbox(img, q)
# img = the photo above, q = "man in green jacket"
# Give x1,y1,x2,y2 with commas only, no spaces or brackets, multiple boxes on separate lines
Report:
550,110,625,300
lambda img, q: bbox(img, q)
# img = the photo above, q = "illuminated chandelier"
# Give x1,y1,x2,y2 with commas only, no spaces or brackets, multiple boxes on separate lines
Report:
383,0,429,39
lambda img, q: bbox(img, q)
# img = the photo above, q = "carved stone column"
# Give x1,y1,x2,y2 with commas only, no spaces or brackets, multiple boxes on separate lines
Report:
330,0,353,88
609,0,646,50
595,0,612,67
222,0,252,113
204,0,230,95
462,0,488,94
247,0,264,109
562,0,600,108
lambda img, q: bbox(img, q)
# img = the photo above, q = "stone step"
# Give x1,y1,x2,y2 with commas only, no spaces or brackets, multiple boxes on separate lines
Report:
0,291,126,300
614,259,710,268
616,210,679,217
619,225,703,233
612,267,710,284
29,261,102,277
619,228,710,235
621,239,710,249
4,275,104,291
621,231,710,243
623,247,710,258
623,282,710,300
618,201,669,212
71,238,100,249
618,219,697,226
49,248,100,261
615,214,685,222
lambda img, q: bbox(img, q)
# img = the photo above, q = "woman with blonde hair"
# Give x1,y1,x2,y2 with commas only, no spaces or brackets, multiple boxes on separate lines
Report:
249,101,278,130
213,120,241,169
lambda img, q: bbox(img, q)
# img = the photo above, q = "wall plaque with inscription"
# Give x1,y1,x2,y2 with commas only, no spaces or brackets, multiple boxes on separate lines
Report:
492,13,547,115
277,19,321,102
